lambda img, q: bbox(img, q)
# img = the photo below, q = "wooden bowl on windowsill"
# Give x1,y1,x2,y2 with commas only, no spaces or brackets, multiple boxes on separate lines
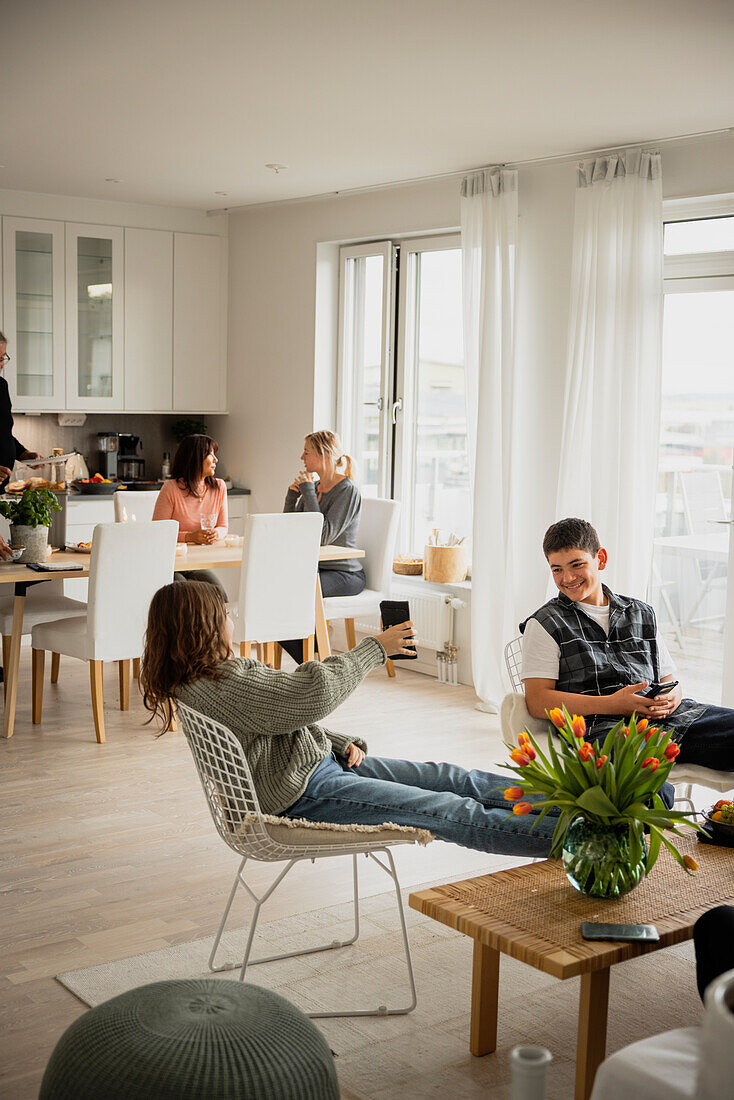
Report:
392,557,423,576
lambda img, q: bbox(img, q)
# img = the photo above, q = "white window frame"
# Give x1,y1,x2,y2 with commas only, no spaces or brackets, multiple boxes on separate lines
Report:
664,193,734,283
660,194,734,703
336,241,396,497
394,233,463,552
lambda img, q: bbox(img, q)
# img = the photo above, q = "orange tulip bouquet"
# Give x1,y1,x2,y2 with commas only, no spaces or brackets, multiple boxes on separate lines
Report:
504,707,700,898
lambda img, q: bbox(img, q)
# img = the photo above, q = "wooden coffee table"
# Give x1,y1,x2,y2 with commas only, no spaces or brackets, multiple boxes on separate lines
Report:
409,836,734,1100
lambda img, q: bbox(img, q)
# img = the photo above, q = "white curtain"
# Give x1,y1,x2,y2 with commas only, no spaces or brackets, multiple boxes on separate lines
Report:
461,168,519,710
556,149,663,596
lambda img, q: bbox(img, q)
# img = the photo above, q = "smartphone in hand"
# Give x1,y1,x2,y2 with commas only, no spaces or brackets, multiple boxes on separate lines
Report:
640,680,679,700
379,600,418,660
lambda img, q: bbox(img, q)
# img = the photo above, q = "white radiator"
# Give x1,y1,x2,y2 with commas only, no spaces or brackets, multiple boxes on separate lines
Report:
355,587,451,651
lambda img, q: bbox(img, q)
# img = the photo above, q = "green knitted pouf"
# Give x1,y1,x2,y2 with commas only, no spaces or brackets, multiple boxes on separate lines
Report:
40,979,340,1099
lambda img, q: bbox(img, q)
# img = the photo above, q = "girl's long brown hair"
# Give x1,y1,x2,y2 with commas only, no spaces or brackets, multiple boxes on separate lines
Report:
141,581,231,731
170,434,219,497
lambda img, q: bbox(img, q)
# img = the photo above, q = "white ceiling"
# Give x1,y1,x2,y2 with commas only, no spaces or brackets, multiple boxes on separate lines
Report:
3,0,734,211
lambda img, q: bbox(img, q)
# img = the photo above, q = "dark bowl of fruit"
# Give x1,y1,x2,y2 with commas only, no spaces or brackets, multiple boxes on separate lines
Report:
72,476,118,496
705,800,734,838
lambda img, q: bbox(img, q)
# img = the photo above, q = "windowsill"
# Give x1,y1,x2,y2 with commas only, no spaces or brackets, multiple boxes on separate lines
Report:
390,573,472,592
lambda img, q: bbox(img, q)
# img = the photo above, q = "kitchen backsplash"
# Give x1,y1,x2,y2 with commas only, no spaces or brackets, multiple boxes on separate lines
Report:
12,413,230,480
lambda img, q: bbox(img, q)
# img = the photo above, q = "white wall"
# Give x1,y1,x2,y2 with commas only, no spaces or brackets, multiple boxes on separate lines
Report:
224,132,734,507
222,132,734,683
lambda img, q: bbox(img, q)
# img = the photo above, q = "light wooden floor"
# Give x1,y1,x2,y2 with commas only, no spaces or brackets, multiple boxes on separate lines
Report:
1,652,523,1099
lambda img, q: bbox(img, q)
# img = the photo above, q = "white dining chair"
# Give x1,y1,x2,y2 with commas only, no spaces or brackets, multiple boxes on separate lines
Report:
30,521,178,743
113,491,164,680
177,700,431,1016
230,513,323,664
0,516,87,695
113,489,160,524
321,497,401,678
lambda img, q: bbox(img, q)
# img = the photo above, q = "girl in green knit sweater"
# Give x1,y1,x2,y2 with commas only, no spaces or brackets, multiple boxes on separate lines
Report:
141,581,557,856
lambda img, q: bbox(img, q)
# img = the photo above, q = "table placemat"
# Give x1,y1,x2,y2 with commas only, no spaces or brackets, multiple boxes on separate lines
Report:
440,836,734,947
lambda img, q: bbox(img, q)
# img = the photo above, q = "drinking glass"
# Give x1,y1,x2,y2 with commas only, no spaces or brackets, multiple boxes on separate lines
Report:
200,513,216,532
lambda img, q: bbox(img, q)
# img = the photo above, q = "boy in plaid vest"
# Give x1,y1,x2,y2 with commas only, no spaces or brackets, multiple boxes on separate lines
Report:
520,517,733,770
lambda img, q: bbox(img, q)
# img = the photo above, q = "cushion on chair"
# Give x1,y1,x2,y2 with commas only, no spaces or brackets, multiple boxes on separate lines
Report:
31,616,90,661
322,587,383,621
500,693,548,743
241,812,434,848
0,595,86,636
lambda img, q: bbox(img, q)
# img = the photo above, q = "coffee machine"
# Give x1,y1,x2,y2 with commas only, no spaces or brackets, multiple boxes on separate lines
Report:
97,432,119,478
117,434,145,481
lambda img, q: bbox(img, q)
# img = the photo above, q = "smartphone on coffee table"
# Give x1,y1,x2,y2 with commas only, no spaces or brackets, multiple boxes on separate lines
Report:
379,600,418,660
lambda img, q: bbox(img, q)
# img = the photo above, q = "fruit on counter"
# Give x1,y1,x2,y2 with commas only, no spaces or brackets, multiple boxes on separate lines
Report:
79,474,113,484
77,541,92,550
711,799,734,824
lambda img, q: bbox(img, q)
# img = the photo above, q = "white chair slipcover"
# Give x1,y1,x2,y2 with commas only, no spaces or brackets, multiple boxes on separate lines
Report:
113,490,160,523
321,496,400,676
229,512,323,660
31,520,178,742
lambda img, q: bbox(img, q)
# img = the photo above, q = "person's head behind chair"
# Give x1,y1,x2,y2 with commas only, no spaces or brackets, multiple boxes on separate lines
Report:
543,518,607,604
141,580,232,729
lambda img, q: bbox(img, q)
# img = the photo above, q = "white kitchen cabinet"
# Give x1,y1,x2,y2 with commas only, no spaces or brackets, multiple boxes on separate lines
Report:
65,224,124,411
124,228,173,411
173,233,227,413
2,217,66,412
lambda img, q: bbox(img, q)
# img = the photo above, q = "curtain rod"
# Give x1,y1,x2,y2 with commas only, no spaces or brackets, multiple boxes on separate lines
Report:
206,126,733,216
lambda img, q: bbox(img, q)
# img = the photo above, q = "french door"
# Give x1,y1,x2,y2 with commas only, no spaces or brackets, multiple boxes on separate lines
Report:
338,235,468,555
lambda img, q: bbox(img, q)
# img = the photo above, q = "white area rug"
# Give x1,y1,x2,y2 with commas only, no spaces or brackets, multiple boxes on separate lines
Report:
58,884,702,1100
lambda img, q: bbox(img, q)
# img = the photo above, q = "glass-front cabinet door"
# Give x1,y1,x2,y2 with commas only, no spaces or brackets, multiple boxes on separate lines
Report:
1,217,66,411
65,223,124,409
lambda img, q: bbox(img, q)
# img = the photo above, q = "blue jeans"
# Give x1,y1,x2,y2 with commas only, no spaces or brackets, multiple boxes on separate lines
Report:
677,705,734,771
285,753,557,858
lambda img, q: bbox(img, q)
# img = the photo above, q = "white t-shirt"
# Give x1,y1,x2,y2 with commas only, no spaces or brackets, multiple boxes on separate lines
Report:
521,601,675,683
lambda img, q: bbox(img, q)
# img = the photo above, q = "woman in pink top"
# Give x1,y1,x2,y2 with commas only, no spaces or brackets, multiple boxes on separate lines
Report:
153,434,228,589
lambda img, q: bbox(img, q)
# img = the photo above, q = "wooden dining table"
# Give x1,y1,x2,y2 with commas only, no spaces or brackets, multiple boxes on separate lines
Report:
0,542,364,739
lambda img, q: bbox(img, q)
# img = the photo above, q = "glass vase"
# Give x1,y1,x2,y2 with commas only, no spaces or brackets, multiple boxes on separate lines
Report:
562,817,646,899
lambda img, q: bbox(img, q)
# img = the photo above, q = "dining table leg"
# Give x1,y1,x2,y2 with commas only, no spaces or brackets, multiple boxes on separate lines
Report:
314,574,331,659
2,587,27,739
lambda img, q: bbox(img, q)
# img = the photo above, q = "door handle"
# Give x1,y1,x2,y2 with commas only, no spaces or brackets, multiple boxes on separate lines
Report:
391,398,403,424
363,397,384,410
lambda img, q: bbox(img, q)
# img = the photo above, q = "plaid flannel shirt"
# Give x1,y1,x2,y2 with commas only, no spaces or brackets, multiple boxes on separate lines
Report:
520,586,706,741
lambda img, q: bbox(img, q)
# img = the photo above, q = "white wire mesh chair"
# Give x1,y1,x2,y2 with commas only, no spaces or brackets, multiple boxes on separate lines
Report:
504,637,523,693
176,701,430,1018
504,637,734,812
502,637,546,739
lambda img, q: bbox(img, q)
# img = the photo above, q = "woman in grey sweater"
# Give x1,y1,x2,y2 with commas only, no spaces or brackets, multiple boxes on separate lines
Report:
141,581,557,858
281,429,365,662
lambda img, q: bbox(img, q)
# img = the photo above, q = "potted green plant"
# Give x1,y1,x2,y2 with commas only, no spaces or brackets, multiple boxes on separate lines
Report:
171,418,208,445
503,707,701,899
0,488,61,563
